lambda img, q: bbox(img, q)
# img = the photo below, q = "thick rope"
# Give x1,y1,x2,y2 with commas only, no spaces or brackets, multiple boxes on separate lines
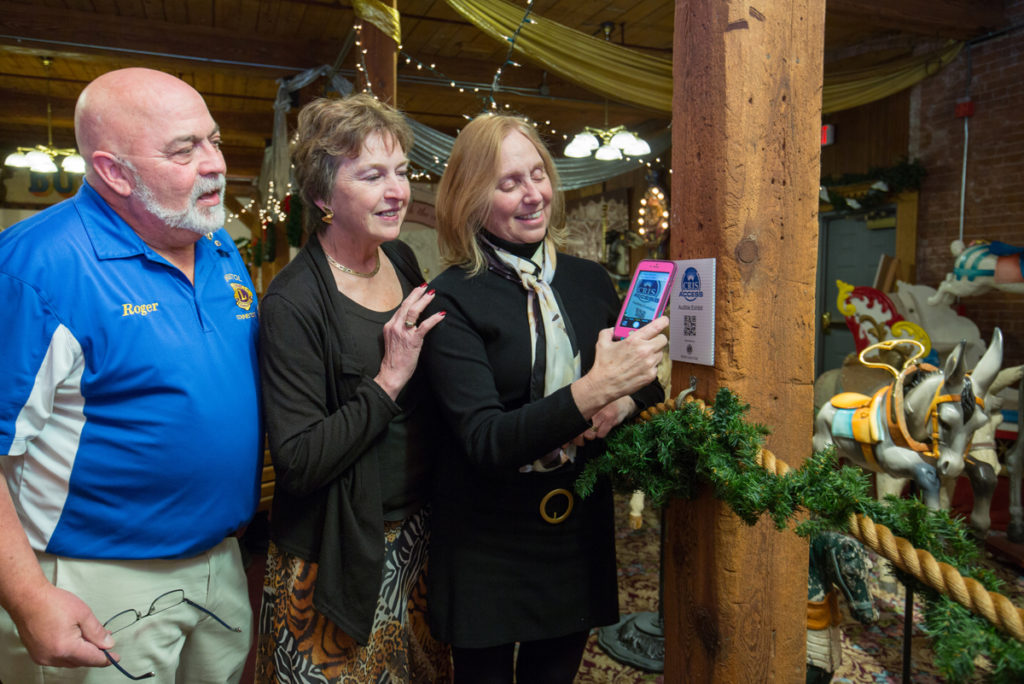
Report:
638,395,1024,642
757,445,1024,641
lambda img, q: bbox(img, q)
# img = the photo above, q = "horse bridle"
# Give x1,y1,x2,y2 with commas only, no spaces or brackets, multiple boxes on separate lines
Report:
858,338,984,460
887,366,982,460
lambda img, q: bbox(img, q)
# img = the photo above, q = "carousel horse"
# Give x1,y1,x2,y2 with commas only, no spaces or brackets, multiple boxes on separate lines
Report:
806,532,877,684
928,240,1024,307
936,365,1023,538
834,280,929,355
891,280,984,368
813,329,1003,510
813,281,930,413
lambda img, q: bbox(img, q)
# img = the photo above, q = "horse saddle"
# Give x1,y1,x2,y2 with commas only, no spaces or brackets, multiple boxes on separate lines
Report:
829,388,887,445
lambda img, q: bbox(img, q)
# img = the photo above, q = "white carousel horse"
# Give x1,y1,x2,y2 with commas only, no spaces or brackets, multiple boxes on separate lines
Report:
891,280,984,368
813,330,1003,510
928,240,1024,307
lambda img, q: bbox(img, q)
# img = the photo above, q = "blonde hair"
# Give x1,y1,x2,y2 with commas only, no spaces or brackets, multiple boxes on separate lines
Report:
291,94,413,235
435,114,566,275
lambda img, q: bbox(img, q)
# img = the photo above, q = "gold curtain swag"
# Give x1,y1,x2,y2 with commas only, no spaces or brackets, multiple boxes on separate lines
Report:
444,0,672,112
822,41,963,114
446,0,962,115
353,0,401,44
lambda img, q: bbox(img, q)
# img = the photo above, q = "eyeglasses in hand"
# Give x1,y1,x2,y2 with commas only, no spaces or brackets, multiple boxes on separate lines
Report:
101,588,242,680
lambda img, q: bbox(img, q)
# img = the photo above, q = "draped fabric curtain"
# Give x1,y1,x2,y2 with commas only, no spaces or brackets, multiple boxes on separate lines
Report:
261,66,353,212
352,0,401,44
445,0,672,113
260,2,962,203
444,0,963,116
821,42,963,114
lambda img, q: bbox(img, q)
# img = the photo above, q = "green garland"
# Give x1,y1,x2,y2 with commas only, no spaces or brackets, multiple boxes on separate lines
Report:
575,388,1024,683
820,158,927,214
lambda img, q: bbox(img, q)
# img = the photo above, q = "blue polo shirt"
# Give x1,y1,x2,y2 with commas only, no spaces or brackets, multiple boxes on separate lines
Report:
0,182,261,560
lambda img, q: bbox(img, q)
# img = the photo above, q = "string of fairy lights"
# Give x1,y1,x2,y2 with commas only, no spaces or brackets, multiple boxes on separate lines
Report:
484,0,535,111
238,5,671,250
355,12,671,173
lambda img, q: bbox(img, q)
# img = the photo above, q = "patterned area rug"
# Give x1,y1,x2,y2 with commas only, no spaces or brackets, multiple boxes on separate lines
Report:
577,495,664,683
580,495,1024,683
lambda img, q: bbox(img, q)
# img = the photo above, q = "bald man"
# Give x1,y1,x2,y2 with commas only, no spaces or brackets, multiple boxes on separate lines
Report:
0,68,261,683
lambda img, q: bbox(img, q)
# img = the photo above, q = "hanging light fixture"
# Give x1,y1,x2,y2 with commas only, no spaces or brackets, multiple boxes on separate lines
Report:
562,23,651,161
3,57,86,175
564,120,651,161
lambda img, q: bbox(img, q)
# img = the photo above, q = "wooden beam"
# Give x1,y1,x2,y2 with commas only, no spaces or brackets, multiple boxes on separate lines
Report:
664,0,825,680
0,1,338,75
825,0,1004,40
359,0,398,103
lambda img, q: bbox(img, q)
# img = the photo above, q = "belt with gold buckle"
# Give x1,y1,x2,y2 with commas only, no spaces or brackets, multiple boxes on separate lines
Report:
539,488,574,524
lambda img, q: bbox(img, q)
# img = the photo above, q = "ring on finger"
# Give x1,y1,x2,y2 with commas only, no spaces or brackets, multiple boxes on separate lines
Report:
404,320,416,328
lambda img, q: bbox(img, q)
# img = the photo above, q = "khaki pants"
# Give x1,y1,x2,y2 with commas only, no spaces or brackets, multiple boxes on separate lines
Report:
0,537,252,684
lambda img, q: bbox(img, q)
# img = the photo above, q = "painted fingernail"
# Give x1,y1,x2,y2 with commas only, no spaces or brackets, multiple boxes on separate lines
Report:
419,282,428,288
440,310,447,316
428,289,436,296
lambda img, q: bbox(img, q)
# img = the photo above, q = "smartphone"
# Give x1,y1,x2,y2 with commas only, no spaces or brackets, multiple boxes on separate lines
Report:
613,259,676,339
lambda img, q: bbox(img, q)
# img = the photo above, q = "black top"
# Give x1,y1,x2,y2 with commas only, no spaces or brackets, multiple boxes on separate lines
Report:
333,267,429,520
258,234,427,644
422,247,663,647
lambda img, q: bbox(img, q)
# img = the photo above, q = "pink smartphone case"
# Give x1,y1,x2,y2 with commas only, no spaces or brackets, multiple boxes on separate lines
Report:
613,260,676,339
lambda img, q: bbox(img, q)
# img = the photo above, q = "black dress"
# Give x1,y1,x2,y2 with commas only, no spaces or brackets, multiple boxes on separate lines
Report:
422,246,663,648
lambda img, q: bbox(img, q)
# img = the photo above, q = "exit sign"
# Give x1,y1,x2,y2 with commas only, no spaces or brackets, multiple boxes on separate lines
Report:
821,124,835,146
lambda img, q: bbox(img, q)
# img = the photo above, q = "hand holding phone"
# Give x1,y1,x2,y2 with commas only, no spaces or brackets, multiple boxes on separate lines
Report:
613,259,676,339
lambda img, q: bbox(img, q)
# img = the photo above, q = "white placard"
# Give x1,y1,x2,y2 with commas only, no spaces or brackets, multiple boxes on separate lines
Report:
669,258,716,366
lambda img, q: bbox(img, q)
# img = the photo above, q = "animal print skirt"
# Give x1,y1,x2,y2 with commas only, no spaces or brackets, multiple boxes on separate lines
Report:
254,509,452,683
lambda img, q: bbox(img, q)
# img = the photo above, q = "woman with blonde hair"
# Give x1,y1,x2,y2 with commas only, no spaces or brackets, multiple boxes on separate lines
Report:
256,94,450,682
422,113,669,683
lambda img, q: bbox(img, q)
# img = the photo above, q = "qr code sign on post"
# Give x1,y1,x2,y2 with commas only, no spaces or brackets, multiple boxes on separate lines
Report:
683,315,696,336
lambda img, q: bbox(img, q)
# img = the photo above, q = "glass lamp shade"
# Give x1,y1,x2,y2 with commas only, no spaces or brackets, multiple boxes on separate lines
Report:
594,144,623,161
564,132,600,158
609,130,651,156
622,137,651,156
4,151,30,168
26,150,58,173
61,154,86,174
563,139,592,158
609,130,638,149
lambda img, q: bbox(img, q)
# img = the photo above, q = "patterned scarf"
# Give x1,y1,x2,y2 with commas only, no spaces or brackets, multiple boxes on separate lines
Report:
481,235,581,473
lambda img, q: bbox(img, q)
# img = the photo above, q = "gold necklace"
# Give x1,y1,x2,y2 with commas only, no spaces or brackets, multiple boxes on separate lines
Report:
325,250,381,278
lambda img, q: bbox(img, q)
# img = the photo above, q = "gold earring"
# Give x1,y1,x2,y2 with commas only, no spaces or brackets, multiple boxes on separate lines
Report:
321,207,334,224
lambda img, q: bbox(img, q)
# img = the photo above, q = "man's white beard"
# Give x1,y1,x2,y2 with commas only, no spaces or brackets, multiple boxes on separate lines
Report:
128,165,226,236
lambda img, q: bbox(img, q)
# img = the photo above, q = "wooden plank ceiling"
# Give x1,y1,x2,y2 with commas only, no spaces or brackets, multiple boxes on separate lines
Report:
0,0,1005,187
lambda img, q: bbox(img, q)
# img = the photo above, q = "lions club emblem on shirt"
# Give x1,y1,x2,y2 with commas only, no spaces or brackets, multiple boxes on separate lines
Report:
230,282,254,311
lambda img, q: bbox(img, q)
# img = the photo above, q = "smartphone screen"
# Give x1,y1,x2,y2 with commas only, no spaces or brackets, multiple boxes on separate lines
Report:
614,260,676,339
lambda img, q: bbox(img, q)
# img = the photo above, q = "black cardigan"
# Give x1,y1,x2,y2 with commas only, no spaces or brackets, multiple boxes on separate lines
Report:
258,234,424,644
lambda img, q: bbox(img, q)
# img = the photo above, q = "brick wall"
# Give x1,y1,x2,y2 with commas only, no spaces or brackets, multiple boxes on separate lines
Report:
915,0,1024,366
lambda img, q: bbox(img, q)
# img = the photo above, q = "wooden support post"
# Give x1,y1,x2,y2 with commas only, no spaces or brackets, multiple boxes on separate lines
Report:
665,1,826,681
360,0,398,104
